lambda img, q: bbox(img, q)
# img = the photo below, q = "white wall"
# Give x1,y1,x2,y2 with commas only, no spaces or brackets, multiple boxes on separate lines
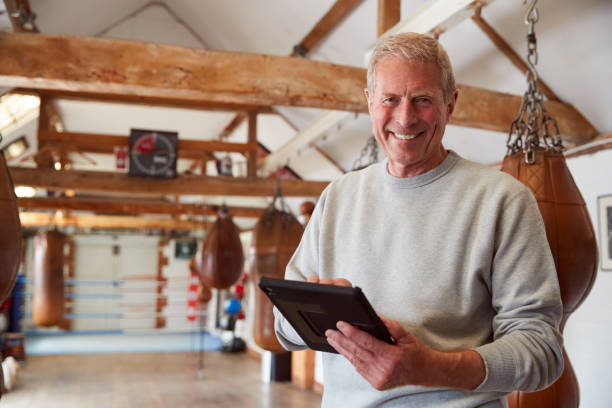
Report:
565,149,612,408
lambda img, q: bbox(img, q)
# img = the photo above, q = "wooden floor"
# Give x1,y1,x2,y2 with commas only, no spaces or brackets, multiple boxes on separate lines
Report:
0,352,322,408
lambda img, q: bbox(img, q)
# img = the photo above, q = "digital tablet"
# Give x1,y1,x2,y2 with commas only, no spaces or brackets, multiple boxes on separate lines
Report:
258,277,394,353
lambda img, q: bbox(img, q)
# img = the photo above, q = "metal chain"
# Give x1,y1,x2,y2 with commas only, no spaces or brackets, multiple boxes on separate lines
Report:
352,135,379,171
506,0,563,164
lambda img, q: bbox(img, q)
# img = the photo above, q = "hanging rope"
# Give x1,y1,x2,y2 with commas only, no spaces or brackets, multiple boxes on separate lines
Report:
505,0,564,164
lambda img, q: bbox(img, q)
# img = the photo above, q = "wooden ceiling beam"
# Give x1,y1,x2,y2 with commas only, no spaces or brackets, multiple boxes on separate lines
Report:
17,196,266,218
452,84,596,143
218,112,247,140
20,90,278,113
37,130,258,160
564,132,612,159
292,0,364,57
0,32,367,112
9,167,328,197
377,0,401,38
247,111,257,178
19,211,206,231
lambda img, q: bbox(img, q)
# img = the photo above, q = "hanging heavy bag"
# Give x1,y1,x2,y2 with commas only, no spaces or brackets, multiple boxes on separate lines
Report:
33,230,66,327
502,5,597,405
199,207,244,289
0,151,21,304
502,149,597,408
251,189,304,352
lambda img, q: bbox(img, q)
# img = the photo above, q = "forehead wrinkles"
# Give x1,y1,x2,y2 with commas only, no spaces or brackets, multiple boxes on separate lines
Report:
373,59,444,98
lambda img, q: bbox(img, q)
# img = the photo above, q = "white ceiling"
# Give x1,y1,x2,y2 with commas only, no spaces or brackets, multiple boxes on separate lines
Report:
2,0,611,196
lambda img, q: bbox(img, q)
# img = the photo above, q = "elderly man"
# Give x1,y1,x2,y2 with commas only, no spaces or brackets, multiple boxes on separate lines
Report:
274,32,563,407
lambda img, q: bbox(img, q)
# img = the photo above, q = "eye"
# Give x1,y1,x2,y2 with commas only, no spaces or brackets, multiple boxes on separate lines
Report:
414,97,431,104
382,96,398,105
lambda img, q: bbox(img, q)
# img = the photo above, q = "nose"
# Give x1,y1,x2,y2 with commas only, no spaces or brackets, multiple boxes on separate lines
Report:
393,98,417,127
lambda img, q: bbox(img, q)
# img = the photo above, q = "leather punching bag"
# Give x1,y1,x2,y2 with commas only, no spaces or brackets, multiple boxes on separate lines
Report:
502,148,598,408
0,152,21,303
251,206,304,352
199,207,244,289
33,230,66,327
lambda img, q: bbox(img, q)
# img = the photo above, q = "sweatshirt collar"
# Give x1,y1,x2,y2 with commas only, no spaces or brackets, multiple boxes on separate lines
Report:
381,150,459,189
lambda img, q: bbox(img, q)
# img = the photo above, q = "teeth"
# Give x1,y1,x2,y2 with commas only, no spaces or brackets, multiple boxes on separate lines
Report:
392,132,418,140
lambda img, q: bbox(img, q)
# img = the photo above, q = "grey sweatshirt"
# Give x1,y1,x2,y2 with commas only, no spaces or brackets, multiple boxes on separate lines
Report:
274,151,563,407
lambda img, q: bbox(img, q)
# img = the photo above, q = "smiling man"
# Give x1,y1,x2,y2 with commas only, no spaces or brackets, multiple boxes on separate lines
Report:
274,32,563,407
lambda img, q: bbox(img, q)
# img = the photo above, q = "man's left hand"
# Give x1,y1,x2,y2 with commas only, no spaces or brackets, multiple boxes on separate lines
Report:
325,316,432,390
325,316,485,391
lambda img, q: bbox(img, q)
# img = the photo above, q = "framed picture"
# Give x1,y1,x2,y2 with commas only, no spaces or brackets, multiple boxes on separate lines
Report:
598,194,612,271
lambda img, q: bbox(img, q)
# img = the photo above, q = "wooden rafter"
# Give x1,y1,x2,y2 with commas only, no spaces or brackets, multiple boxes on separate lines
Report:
0,32,367,112
17,196,266,218
247,111,257,178
9,167,328,197
291,0,364,57
19,212,207,231
452,85,595,143
37,130,258,160
565,132,612,159
218,112,247,140
1,29,597,171
377,0,401,38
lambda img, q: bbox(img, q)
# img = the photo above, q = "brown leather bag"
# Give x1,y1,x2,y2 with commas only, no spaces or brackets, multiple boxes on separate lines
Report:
0,153,21,303
502,149,598,408
198,208,244,289
251,207,304,352
32,230,66,327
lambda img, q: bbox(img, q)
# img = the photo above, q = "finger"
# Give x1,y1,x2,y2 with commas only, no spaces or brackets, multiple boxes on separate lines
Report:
326,330,372,369
319,277,333,285
307,275,319,283
326,332,384,388
332,278,352,287
336,321,378,351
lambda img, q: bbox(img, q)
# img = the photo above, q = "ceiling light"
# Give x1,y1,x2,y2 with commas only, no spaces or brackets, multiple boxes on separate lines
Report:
14,186,36,198
2,135,29,161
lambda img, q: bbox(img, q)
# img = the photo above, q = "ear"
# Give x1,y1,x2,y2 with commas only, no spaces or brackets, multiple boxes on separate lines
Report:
446,90,459,118
364,88,373,115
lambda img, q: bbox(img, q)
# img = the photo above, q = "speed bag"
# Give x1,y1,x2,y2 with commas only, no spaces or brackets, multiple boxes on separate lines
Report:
502,149,598,408
251,208,304,352
199,210,244,290
32,230,66,327
0,153,21,303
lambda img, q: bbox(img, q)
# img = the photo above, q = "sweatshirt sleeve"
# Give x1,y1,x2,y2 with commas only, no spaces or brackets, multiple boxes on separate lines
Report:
474,188,564,393
273,188,328,351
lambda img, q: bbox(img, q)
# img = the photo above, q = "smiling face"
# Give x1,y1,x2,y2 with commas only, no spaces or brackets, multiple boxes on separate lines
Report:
365,57,458,178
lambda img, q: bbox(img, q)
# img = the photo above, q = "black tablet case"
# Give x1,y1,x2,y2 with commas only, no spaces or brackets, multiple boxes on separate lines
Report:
258,277,393,353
